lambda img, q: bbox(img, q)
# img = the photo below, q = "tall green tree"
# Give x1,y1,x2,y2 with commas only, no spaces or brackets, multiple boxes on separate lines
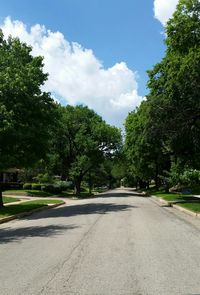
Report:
125,0,200,188
125,101,169,188
0,31,56,207
147,0,200,168
50,105,122,195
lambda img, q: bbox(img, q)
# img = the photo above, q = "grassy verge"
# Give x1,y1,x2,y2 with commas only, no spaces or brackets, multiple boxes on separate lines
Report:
3,196,20,204
149,191,182,202
0,199,64,219
3,189,54,197
145,188,180,201
3,189,94,198
21,199,65,205
177,202,200,213
146,188,200,213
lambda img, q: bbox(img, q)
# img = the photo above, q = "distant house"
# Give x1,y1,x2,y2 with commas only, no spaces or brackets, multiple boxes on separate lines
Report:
0,168,20,183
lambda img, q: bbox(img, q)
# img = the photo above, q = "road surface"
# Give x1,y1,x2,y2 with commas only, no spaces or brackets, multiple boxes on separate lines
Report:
0,189,200,295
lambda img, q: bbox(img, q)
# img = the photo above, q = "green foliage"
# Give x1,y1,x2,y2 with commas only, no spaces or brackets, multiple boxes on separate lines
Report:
31,183,41,190
181,169,200,185
23,183,32,190
111,155,127,180
125,0,200,189
0,31,56,171
0,31,57,206
55,181,73,191
49,105,122,195
0,199,64,219
3,196,20,204
41,184,62,194
35,173,54,184
165,0,200,53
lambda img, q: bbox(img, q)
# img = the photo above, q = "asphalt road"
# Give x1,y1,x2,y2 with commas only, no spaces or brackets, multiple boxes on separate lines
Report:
1,189,200,295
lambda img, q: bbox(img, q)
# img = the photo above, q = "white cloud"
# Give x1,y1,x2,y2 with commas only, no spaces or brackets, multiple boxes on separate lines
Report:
154,0,179,25
1,17,143,127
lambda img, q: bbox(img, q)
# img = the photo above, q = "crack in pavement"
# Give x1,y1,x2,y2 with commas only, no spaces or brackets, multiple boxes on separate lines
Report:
37,206,107,294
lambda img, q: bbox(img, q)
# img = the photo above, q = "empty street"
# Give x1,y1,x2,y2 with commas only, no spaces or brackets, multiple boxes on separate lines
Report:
1,189,200,295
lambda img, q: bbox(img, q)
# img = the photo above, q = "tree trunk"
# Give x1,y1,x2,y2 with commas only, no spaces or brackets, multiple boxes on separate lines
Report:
108,175,112,189
88,172,93,195
61,164,68,181
0,189,3,208
61,172,67,181
74,177,82,196
155,161,159,189
139,179,146,189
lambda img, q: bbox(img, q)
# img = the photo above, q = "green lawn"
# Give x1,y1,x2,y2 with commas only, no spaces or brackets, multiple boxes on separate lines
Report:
3,196,20,204
3,189,94,198
145,188,179,200
21,199,65,205
3,189,54,197
0,199,64,219
151,191,183,202
177,202,200,213
146,188,200,213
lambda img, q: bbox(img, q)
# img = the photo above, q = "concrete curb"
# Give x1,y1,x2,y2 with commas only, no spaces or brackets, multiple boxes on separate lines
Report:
172,204,200,218
0,202,65,225
150,195,200,218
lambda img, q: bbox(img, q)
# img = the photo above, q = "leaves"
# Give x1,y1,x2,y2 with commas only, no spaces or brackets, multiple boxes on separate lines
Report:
125,0,200,187
0,31,56,170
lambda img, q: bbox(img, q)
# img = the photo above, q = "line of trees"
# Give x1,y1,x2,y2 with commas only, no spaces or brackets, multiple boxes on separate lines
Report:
124,0,200,190
0,31,122,207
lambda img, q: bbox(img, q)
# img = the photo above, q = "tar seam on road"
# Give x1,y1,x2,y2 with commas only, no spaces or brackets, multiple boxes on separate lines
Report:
37,205,107,294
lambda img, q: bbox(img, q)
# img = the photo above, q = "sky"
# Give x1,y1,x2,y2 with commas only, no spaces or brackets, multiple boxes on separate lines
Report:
0,0,179,127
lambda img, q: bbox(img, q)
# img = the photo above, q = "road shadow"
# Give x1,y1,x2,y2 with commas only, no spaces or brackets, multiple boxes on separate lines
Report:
96,191,148,198
26,202,137,221
76,190,148,200
0,224,78,244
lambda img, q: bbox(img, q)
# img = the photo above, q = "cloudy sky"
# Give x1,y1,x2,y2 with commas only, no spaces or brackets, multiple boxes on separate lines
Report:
0,0,179,127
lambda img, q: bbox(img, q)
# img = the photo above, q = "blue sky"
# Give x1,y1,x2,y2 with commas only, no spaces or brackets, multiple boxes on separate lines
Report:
0,0,178,126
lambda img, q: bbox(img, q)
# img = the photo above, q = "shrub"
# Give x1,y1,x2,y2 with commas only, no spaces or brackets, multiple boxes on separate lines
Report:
55,181,73,191
23,183,32,190
35,173,54,184
181,169,200,186
41,184,62,194
81,186,88,192
0,182,23,191
32,183,41,190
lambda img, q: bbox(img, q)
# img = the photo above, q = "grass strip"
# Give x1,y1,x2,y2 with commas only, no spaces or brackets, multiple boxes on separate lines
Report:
177,202,200,213
3,189,94,198
0,199,64,219
3,196,20,204
3,190,54,197
21,199,65,205
147,189,200,213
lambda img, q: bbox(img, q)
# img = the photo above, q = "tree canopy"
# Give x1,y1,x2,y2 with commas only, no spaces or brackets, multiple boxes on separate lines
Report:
49,105,122,195
0,31,56,206
125,0,200,189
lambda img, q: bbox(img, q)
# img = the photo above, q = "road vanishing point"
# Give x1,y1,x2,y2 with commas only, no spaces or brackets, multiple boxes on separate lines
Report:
1,188,200,295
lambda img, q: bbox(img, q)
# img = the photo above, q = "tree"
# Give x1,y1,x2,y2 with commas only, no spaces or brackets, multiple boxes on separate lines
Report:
125,0,200,190
147,0,200,169
125,101,170,189
51,105,122,195
0,31,56,207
